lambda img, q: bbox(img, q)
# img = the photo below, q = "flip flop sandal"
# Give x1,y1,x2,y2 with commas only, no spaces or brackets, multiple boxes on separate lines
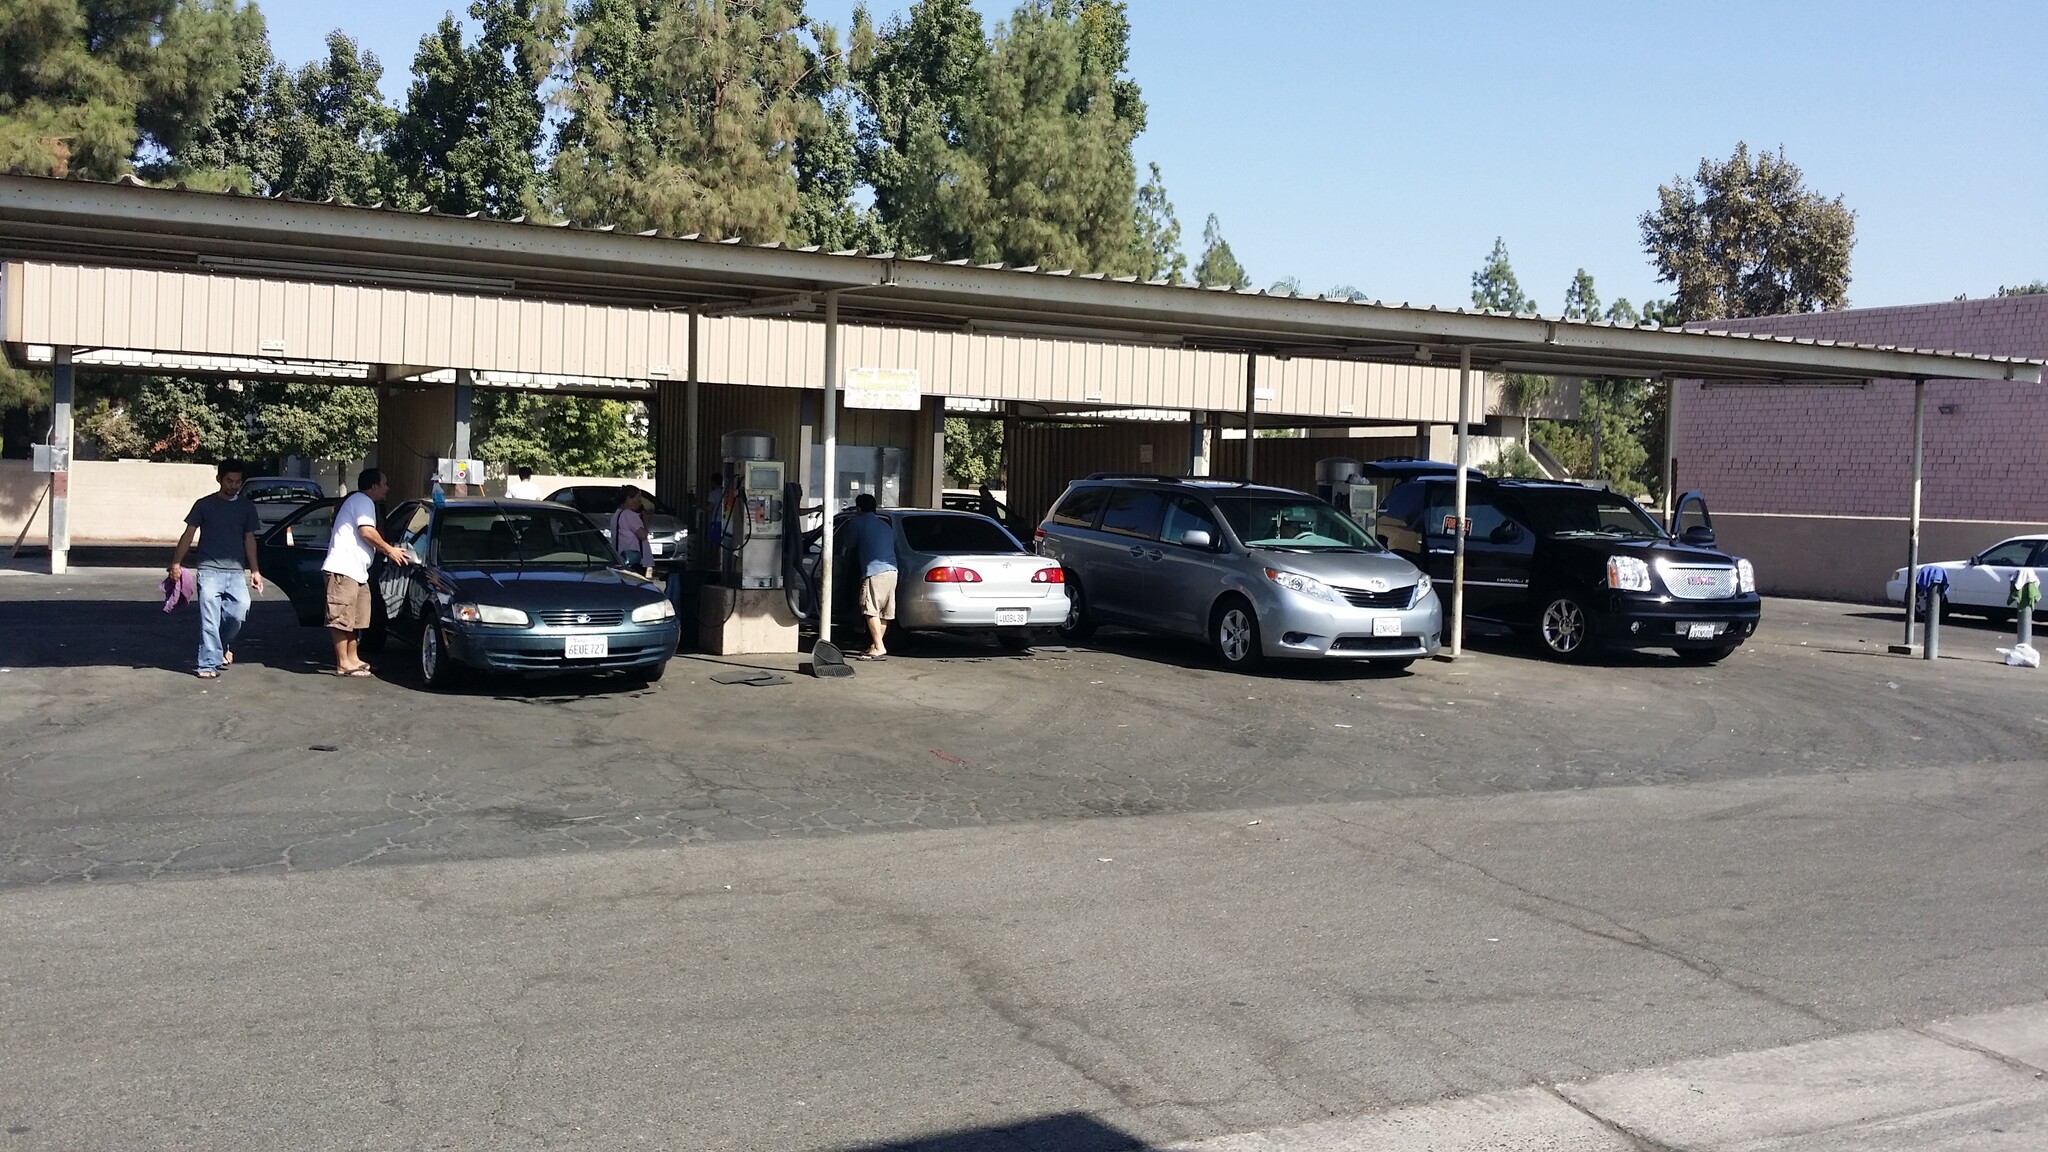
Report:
196,669,220,679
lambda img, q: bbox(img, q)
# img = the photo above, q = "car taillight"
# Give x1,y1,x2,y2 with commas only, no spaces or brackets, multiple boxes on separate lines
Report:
925,566,983,583
1031,568,1064,583
1033,527,1047,540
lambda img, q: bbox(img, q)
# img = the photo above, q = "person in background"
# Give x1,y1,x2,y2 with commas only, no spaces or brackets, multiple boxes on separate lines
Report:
613,486,653,575
845,492,897,660
168,459,265,680
504,466,539,501
322,468,408,677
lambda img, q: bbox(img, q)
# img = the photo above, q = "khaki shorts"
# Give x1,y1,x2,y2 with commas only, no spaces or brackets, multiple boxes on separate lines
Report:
860,571,898,621
324,572,373,631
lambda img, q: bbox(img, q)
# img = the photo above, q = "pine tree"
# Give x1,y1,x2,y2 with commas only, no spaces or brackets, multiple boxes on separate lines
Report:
1129,161,1185,283
390,0,545,218
1193,214,1249,289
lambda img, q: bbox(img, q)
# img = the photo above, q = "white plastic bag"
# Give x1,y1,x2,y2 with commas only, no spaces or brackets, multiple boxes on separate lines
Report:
1997,643,2040,668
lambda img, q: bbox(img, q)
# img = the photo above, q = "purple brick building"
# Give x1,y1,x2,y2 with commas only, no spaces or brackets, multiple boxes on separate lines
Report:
1677,294,2048,601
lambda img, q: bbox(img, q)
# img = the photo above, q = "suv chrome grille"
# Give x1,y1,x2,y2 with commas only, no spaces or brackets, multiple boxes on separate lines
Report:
1333,584,1414,609
539,609,625,627
1662,565,1737,600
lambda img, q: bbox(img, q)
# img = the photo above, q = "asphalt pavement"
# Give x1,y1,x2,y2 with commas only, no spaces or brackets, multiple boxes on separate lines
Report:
2,567,2044,1149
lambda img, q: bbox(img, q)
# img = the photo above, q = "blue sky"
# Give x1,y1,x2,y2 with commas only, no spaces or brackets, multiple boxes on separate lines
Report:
261,0,2048,314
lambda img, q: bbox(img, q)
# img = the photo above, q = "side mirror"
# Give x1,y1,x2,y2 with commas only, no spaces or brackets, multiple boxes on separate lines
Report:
1180,529,1213,550
1680,526,1716,547
1488,522,1523,545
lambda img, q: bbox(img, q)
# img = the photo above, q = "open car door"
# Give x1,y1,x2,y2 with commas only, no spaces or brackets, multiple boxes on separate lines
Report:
1670,491,1715,548
256,498,340,626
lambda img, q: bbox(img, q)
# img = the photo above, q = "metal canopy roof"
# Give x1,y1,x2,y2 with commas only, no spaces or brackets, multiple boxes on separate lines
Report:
0,174,2037,386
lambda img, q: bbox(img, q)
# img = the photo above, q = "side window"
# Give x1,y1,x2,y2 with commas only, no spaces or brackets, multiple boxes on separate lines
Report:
1422,483,1460,540
390,504,433,560
1379,482,1424,527
1050,485,1109,528
1980,540,2036,566
1466,498,1529,548
1160,496,1222,548
1098,488,1168,540
282,505,336,549
2029,542,2048,567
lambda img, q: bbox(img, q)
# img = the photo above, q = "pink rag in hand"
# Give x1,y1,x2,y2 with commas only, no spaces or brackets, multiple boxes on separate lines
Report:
161,568,198,613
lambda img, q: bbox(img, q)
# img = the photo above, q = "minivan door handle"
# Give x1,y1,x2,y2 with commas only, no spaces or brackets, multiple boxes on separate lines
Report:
1145,548,1162,561
1128,545,1146,557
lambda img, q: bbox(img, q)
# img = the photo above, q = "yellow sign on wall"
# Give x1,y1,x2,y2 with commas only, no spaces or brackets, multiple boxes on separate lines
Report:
844,367,922,411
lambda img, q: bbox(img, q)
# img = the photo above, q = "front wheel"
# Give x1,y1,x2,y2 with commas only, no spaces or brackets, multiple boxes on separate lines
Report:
1211,596,1266,672
1537,596,1597,661
419,623,463,690
1056,577,1096,642
1675,644,1739,664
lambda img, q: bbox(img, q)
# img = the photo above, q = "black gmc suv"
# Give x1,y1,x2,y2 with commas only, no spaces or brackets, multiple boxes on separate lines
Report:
1375,478,1762,662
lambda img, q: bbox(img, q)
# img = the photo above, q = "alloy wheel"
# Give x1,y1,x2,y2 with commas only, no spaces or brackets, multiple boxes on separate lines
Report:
1218,607,1254,663
1540,598,1587,655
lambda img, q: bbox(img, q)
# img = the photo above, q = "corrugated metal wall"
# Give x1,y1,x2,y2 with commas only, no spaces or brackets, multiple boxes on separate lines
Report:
1009,422,1196,528
375,384,457,503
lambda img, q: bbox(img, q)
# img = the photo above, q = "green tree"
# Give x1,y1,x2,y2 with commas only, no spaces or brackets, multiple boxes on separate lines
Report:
0,0,247,180
1193,213,1249,289
79,378,250,463
474,393,654,477
851,0,987,257
942,415,1002,486
259,31,413,205
1470,237,1534,314
1328,283,1366,301
547,0,825,240
1997,281,2048,297
1268,276,1302,295
137,0,274,191
1129,161,1185,282
390,0,546,218
1640,142,1854,323
247,381,377,485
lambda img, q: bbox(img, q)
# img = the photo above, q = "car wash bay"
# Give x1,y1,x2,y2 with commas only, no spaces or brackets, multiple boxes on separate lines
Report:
1,173,2037,655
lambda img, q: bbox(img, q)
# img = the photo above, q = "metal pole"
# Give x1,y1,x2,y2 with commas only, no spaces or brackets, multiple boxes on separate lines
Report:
1243,354,1257,482
49,347,73,575
685,308,700,515
1923,583,1942,661
1660,376,1678,521
819,291,841,645
452,369,472,475
1903,378,1926,651
1188,412,1208,477
1450,345,1472,658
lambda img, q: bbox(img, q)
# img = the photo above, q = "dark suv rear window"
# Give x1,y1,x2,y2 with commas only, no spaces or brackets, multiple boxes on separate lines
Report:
1049,485,1109,528
899,514,1022,554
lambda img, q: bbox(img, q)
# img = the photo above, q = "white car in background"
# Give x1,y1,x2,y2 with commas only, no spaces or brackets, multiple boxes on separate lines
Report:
1886,534,2048,618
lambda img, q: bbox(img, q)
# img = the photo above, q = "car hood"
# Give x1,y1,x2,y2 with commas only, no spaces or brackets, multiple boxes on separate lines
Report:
1535,536,1738,565
436,565,666,609
1249,548,1426,586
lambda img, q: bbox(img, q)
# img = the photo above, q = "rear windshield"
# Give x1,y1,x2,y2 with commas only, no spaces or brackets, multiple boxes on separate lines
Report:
1049,485,1109,528
1517,489,1667,540
246,483,320,503
899,514,1023,554
1212,495,1382,552
435,508,617,565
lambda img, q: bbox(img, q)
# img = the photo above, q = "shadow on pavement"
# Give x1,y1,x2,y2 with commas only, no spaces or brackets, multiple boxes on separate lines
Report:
826,1112,1153,1152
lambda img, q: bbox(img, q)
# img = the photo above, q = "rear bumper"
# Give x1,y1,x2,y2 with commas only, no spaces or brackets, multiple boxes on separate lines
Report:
1592,592,1762,649
896,591,1070,631
446,621,680,673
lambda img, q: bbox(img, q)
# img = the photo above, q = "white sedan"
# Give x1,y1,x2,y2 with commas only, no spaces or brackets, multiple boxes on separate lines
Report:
1887,535,2048,618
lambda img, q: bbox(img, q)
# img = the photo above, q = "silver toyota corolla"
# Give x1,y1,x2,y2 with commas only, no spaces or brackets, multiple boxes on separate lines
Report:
1035,476,1441,671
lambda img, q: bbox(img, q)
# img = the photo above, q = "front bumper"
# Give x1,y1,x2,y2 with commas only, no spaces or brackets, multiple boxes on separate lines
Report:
445,620,681,673
1261,591,1444,661
1592,591,1763,649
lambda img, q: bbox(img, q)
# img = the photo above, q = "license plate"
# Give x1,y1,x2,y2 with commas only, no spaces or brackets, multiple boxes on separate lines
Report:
565,636,610,659
1686,623,1719,640
995,608,1028,627
1372,617,1403,637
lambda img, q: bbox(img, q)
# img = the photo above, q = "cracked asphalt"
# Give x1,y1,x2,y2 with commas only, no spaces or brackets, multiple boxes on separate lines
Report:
3,568,2046,1149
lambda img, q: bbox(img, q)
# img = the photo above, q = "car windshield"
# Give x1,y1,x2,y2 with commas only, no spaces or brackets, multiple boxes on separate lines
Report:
435,507,618,566
1520,489,1668,540
1212,495,1381,552
899,513,1023,554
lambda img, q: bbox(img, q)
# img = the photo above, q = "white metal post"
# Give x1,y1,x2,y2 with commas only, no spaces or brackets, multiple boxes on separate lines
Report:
1902,378,1927,651
819,291,841,644
1661,376,1679,521
48,347,73,575
1448,346,1472,658
1188,412,1208,476
685,308,700,518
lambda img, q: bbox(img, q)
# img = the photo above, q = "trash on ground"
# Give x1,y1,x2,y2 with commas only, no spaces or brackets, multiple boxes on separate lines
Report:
929,749,967,765
308,744,338,752
711,669,791,686
1999,643,2041,668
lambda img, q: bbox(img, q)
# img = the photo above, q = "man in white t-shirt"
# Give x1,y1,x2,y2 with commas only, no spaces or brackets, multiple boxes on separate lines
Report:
321,468,409,676
503,467,540,501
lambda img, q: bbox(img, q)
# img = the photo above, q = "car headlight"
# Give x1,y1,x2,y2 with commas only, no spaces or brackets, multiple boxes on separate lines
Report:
454,603,529,626
1736,558,1756,594
1264,567,1343,603
1410,574,1432,607
1606,556,1652,592
631,599,677,623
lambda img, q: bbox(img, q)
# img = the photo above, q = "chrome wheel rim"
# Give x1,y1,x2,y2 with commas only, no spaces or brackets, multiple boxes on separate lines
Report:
1063,585,1083,630
1219,608,1253,662
421,627,440,679
1541,600,1585,653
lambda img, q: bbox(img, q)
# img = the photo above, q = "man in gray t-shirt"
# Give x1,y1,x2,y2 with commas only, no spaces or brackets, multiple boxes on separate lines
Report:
169,460,265,679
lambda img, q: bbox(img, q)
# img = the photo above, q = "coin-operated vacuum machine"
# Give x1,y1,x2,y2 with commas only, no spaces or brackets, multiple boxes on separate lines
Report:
715,431,785,590
1314,457,1377,526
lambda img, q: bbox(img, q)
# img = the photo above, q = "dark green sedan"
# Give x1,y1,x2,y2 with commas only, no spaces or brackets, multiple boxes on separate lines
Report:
258,497,680,689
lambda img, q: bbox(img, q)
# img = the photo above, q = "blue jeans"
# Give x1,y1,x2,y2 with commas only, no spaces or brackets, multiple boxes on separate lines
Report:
196,568,251,672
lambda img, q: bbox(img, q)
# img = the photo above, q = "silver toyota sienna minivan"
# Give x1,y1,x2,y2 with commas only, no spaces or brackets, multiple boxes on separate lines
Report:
1035,475,1442,671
